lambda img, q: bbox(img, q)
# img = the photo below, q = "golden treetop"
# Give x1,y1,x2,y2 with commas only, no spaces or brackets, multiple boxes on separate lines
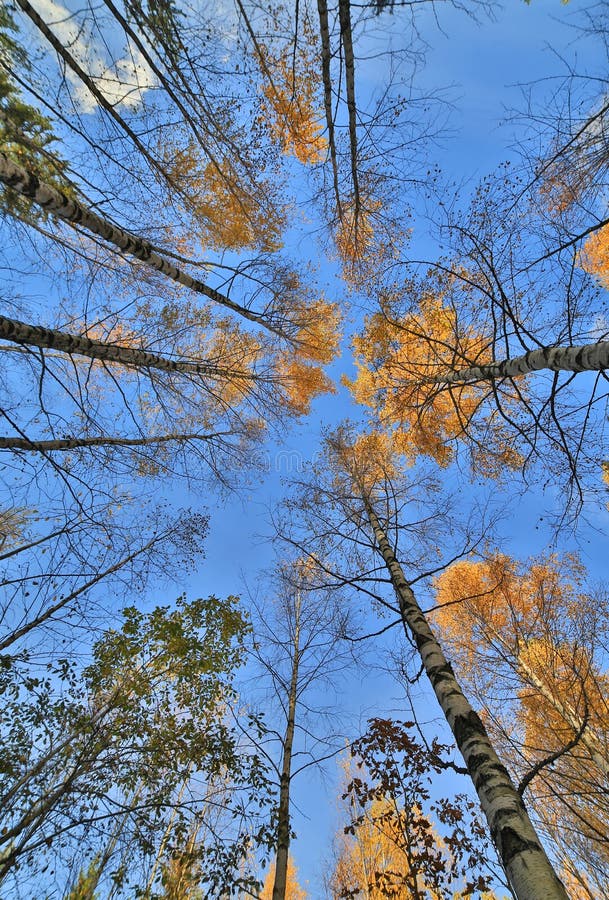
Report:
259,856,307,900
259,48,327,166
347,293,524,473
580,223,609,290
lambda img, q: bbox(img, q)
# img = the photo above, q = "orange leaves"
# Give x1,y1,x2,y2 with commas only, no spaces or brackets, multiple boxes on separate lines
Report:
347,293,524,473
433,553,585,659
293,297,341,363
81,318,144,349
258,42,326,166
347,430,403,490
330,720,496,900
278,356,335,417
580,223,609,289
334,198,381,267
259,857,307,900
162,140,285,254
333,194,407,295
348,295,485,467
195,158,284,253
275,295,341,416
432,551,609,782
538,164,581,215
324,427,411,496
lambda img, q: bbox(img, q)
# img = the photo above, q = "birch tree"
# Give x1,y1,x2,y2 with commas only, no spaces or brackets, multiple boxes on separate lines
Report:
432,553,609,896
347,221,609,508
0,3,340,502
247,562,351,900
278,428,569,899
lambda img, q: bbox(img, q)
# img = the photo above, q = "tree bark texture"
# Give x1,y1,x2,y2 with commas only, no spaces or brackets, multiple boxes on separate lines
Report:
363,499,569,900
430,342,609,387
0,313,254,381
316,0,342,218
338,0,360,219
272,597,301,900
0,153,284,338
0,432,224,452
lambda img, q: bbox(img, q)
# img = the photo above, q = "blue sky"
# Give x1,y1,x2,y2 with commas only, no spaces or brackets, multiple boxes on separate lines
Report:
3,0,609,894
169,2,609,894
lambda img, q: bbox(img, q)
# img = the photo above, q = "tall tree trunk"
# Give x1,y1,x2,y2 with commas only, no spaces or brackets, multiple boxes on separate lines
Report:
0,313,256,382
338,0,360,220
426,342,609,387
316,0,342,218
362,497,568,900
0,153,287,340
0,431,228,452
272,594,301,900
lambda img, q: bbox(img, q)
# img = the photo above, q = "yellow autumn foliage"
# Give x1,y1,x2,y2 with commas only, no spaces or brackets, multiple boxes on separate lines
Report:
432,553,585,670
347,294,524,472
580,223,609,289
162,141,285,253
328,429,408,495
293,297,341,363
259,856,307,900
259,44,326,165
334,199,381,266
277,356,336,417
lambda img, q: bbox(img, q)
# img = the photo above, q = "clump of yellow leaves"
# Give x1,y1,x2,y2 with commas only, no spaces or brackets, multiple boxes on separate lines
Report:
259,856,307,900
347,292,523,473
333,195,407,296
274,295,341,417
196,158,284,253
293,297,341,363
580,223,609,289
432,552,587,679
259,43,326,166
334,199,381,267
162,141,285,254
277,356,335,417
326,428,409,496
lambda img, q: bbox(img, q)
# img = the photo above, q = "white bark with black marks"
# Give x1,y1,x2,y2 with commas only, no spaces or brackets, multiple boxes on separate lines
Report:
0,313,256,382
0,153,287,339
363,499,568,900
0,432,227,452
428,342,609,387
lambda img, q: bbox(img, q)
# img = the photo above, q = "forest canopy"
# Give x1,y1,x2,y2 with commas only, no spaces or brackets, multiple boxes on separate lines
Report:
1,0,608,898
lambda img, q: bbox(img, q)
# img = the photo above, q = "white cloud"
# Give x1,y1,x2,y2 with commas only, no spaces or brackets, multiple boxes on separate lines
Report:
30,0,157,113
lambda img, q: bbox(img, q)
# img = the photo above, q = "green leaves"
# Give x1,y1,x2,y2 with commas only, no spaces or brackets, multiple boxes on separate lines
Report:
0,6,72,218
0,594,272,895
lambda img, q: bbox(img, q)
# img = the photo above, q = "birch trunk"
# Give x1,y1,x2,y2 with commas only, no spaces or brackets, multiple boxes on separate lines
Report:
363,498,568,900
0,313,255,382
316,0,342,217
0,153,286,339
0,432,227,452
427,342,609,387
272,593,301,900
338,0,360,219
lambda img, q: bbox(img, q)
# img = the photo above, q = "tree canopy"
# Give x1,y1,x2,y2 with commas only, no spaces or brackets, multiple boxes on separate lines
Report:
1,0,609,897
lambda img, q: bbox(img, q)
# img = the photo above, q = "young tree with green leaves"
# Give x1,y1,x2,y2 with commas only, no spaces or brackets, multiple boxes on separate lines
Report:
0,594,272,897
